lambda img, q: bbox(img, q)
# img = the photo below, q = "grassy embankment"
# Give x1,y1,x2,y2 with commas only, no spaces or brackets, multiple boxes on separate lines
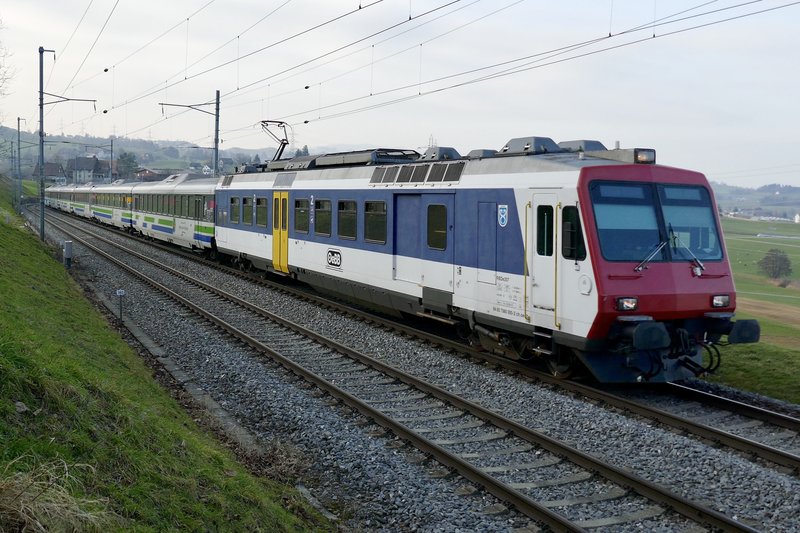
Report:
712,217,800,403
0,177,326,531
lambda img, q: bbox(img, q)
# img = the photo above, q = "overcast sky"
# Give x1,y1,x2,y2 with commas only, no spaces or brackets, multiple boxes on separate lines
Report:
1,0,798,187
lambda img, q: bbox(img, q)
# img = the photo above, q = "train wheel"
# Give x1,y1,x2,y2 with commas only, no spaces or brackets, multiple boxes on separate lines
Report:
546,348,576,379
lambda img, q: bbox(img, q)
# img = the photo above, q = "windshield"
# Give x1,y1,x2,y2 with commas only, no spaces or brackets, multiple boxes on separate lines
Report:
659,185,722,261
590,181,722,263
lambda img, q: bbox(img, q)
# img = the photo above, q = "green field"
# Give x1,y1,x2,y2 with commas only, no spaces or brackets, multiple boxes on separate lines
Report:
709,217,800,402
721,216,800,309
0,178,325,531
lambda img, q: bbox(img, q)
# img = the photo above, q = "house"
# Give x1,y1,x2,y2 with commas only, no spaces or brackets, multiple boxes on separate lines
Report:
33,162,68,185
66,156,116,184
134,168,169,182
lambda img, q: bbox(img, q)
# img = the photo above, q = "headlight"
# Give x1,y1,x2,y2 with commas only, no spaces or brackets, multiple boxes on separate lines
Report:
616,297,638,311
712,294,730,308
634,148,656,164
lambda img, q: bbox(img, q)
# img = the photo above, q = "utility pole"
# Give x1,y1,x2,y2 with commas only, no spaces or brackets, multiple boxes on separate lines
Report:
38,45,95,241
17,118,24,213
159,90,221,179
39,46,52,240
213,90,220,180
109,138,113,182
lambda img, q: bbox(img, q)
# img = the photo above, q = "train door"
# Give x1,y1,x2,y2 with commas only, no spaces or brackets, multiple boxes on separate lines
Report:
394,195,421,283
393,193,454,293
272,191,289,273
530,193,558,328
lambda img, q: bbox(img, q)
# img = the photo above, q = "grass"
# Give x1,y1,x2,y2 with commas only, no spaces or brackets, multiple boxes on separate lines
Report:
710,217,800,403
706,343,800,404
0,178,327,531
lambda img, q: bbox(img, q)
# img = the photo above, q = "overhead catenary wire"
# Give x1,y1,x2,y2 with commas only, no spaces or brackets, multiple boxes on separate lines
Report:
46,0,797,148
61,0,121,94
277,0,797,126
117,0,387,112
89,0,460,138
70,0,217,90
45,0,95,91
132,0,764,141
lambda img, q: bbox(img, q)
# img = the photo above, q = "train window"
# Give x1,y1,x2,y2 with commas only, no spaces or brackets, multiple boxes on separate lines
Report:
205,196,215,222
273,198,280,228
256,197,268,227
295,199,310,233
364,201,387,244
181,196,189,217
230,197,240,224
590,182,663,262
562,206,586,261
657,185,722,261
156,195,163,214
382,167,399,184
395,166,413,183
338,200,357,240
537,205,553,256
410,165,429,183
315,199,332,237
427,204,447,250
242,197,253,225
370,168,386,184
443,162,465,182
282,198,288,231
426,163,447,182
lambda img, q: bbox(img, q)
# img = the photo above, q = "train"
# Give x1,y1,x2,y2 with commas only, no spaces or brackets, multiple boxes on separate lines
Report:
45,135,760,383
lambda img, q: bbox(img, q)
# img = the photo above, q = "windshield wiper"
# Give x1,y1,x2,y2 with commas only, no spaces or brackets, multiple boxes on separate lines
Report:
634,240,668,272
669,223,705,271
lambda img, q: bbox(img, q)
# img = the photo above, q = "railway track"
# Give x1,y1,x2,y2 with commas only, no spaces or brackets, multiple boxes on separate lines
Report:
44,210,800,472
45,210,800,473
43,210,765,531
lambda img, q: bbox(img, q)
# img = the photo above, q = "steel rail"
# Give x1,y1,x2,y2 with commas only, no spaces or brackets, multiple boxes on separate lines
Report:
664,382,800,431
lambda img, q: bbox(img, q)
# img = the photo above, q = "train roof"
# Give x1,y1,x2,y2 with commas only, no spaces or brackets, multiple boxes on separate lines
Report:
217,135,662,190
46,173,217,195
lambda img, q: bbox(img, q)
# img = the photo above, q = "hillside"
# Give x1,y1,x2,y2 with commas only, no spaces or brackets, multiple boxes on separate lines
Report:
0,178,326,531
712,182,800,220
0,125,277,177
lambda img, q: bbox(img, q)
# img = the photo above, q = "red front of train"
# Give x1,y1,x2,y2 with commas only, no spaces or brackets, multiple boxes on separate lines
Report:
574,158,759,382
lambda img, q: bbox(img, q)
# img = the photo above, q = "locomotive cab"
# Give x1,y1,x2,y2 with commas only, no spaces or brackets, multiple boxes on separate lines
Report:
574,165,759,382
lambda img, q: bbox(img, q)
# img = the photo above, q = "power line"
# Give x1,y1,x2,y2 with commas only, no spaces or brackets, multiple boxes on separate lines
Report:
70,0,218,90
46,0,95,91
279,1,799,125
116,0,387,112
218,0,463,102
61,0,121,94
63,0,444,134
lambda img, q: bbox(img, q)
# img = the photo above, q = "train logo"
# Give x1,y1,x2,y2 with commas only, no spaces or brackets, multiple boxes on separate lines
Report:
498,205,509,228
326,249,342,269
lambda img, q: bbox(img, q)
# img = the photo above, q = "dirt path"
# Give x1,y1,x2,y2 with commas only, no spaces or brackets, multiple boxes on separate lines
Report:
737,297,800,330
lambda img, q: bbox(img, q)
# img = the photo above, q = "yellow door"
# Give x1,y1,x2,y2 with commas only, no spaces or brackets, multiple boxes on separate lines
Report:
272,192,289,273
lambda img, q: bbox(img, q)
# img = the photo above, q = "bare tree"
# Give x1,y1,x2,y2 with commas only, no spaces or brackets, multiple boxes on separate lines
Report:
0,20,11,97
0,19,14,124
